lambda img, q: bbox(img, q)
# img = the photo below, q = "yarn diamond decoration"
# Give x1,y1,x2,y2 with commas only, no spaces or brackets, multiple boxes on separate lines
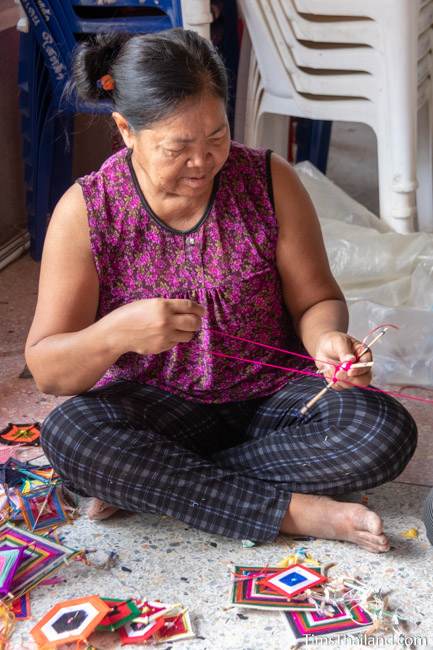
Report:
18,485,69,533
119,617,165,645
31,595,111,647
230,565,322,610
11,593,31,620
96,598,141,632
153,610,195,643
133,599,181,624
282,600,375,643
0,523,78,600
260,564,327,598
0,545,25,598
0,423,40,446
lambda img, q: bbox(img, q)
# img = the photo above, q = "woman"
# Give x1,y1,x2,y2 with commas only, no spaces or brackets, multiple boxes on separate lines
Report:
25,29,417,552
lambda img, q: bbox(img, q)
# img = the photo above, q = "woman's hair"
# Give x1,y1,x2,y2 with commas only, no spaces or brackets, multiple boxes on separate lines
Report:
71,29,228,130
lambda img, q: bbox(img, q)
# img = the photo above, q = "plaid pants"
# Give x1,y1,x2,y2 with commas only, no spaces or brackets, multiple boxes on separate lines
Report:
41,377,417,542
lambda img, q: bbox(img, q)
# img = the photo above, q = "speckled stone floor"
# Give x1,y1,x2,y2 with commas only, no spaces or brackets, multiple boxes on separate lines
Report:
2,123,433,649
8,485,433,650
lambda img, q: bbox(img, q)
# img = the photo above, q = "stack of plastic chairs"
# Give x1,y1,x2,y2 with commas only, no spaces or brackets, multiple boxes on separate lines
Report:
235,0,433,233
17,0,212,260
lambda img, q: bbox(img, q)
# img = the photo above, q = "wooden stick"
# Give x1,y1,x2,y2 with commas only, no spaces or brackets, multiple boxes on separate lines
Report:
318,361,374,372
350,361,374,369
359,327,388,357
299,383,333,415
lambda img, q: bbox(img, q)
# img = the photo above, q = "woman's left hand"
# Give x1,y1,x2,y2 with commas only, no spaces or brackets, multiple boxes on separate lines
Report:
314,331,372,391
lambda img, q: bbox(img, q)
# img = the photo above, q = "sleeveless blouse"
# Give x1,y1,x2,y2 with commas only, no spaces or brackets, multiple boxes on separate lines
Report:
78,141,305,403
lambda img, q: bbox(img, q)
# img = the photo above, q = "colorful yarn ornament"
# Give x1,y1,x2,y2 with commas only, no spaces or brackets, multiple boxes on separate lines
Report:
0,546,25,598
11,593,31,621
0,423,40,446
96,598,141,632
0,523,78,600
153,609,195,643
20,484,70,533
31,595,111,648
282,599,374,644
229,565,323,611
0,601,15,650
259,564,327,599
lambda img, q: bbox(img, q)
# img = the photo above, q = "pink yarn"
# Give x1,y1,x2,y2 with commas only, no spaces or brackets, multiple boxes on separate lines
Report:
209,330,433,407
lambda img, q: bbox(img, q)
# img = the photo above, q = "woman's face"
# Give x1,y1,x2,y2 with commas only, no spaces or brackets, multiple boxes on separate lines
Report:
115,93,230,198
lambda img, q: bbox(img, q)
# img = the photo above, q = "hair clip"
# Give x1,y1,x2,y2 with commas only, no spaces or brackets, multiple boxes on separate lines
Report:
97,74,115,91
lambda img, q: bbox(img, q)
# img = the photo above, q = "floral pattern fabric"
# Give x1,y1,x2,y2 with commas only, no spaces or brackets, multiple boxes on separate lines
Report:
78,141,305,403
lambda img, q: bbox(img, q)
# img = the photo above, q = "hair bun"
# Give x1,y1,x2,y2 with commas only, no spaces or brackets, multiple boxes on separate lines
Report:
71,32,130,103
67,29,228,130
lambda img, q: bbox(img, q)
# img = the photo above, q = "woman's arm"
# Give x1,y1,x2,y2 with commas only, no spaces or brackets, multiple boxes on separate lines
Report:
272,153,347,348
271,153,372,387
24,184,125,395
25,184,205,397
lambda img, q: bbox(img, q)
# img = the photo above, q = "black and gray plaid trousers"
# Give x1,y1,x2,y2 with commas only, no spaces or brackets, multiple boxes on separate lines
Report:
41,376,417,542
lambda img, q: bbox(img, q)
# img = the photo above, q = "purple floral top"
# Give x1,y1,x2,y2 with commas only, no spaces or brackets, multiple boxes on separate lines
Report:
78,141,305,403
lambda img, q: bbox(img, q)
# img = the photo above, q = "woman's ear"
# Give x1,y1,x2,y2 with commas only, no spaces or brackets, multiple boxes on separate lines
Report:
112,112,134,149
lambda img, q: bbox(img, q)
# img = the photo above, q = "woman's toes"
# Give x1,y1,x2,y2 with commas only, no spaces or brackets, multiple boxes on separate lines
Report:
362,542,389,554
355,530,390,553
357,508,384,536
377,533,390,548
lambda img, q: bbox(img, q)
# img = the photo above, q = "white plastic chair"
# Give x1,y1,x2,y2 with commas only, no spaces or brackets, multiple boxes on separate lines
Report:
282,0,431,52
258,0,429,100
293,0,431,24
416,77,433,231
267,0,431,74
271,0,433,231
236,0,420,233
180,0,213,39
263,1,378,75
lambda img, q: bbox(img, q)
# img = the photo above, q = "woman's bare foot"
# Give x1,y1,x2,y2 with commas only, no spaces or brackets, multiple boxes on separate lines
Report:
87,498,119,521
281,493,390,553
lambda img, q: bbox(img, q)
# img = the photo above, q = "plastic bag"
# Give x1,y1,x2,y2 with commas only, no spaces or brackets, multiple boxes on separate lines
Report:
295,161,433,386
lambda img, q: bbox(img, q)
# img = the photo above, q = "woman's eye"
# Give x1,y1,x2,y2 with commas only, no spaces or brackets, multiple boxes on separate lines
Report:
164,148,184,156
210,134,227,145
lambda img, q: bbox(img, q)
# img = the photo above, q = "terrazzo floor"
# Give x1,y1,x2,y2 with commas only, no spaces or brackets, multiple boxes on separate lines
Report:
1,123,433,649
9,483,433,650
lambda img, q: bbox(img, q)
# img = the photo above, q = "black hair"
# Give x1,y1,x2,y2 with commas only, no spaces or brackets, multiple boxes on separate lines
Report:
70,29,228,130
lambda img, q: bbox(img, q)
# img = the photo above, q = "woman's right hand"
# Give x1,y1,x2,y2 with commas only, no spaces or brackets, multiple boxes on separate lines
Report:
110,298,205,356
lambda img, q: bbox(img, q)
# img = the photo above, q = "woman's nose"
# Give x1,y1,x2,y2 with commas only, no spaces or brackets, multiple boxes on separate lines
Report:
186,147,211,168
